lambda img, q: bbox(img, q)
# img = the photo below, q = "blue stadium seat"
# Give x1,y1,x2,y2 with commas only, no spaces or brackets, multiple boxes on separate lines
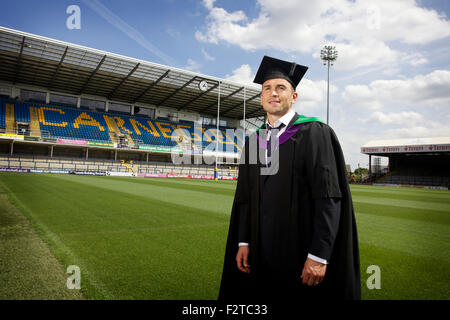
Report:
14,102,31,123
0,99,242,153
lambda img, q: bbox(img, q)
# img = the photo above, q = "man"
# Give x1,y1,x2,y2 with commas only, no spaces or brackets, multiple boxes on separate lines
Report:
219,56,361,301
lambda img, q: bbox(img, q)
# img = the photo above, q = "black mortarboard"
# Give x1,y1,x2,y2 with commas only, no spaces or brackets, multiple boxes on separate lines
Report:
253,56,308,89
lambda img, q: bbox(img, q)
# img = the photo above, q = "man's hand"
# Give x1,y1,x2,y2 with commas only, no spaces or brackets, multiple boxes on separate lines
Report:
301,257,327,286
236,245,251,274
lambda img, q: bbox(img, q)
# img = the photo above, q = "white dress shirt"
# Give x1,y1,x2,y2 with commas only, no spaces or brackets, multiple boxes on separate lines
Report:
266,109,295,143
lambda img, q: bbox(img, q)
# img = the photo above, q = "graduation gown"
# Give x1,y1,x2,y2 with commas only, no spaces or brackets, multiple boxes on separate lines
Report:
218,115,361,301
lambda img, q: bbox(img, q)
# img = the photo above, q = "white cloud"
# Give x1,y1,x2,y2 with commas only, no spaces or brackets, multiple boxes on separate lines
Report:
299,78,337,101
297,79,326,103
294,78,338,114
406,52,429,66
195,7,249,45
201,48,215,61
329,39,400,70
341,85,384,110
385,123,450,138
225,64,255,86
364,111,422,126
342,70,450,109
196,0,450,70
202,0,216,11
184,58,202,72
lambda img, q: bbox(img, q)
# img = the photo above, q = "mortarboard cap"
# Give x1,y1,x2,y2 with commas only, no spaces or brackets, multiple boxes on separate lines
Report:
253,56,308,89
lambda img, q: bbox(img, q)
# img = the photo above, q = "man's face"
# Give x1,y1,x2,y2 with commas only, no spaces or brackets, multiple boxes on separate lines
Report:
260,78,298,116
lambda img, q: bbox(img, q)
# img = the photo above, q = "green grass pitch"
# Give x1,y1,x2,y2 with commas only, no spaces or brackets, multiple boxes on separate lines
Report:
0,173,449,299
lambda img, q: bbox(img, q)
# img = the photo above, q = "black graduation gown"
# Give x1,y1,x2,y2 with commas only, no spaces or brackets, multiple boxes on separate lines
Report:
218,119,361,301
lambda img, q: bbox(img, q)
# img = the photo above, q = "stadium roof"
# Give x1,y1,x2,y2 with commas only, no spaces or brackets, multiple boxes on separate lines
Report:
0,26,265,119
361,137,450,156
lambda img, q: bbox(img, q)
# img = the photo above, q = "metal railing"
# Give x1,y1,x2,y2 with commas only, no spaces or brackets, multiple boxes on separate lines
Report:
0,153,238,177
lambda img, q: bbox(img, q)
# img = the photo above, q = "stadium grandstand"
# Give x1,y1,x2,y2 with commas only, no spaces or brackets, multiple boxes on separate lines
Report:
0,26,267,180
361,137,450,189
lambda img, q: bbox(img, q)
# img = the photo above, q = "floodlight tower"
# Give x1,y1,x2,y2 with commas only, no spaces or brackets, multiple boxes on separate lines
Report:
320,45,338,125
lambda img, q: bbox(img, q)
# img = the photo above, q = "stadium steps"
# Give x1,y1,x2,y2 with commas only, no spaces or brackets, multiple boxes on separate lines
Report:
125,134,136,148
104,115,137,148
103,115,120,144
103,115,121,133
29,107,42,137
5,103,15,134
108,132,119,144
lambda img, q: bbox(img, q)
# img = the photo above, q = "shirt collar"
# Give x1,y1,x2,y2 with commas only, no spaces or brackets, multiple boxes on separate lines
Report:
266,109,296,129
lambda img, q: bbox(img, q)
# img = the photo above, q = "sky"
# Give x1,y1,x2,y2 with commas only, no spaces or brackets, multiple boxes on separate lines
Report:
0,0,449,170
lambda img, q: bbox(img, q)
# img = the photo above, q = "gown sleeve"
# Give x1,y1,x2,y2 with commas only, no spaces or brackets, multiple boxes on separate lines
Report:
305,122,343,260
305,122,342,199
237,203,250,243
234,140,251,244
310,198,341,260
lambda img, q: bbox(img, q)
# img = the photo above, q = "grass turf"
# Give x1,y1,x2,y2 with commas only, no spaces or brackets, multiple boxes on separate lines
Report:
0,178,84,300
0,173,448,299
